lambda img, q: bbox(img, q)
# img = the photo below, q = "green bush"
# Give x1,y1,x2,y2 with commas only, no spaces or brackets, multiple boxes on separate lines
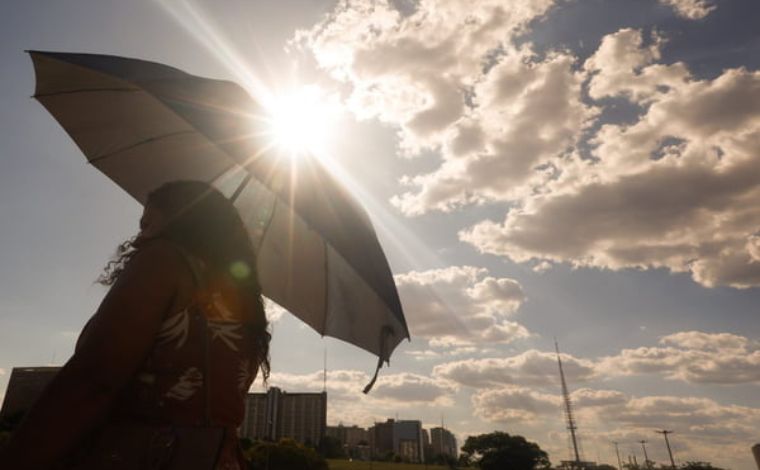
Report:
245,438,328,470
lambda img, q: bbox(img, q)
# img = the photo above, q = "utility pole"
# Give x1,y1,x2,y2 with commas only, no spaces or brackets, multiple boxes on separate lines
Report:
639,440,651,469
613,442,623,470
656,430,676,469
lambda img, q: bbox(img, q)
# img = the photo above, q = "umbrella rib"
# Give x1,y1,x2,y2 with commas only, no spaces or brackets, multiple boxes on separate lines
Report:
256,200,278,254
229,173,253,202
88,130,197,164
33,88,138,98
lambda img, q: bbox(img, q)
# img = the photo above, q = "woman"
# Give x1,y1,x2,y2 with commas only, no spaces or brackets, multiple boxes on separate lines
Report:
0,181,270,469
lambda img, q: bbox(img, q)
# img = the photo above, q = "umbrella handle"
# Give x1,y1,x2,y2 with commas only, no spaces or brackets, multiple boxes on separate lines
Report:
362,326,393,394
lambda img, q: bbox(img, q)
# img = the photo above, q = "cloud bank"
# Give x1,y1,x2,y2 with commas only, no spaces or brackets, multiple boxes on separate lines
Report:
300,1,760,289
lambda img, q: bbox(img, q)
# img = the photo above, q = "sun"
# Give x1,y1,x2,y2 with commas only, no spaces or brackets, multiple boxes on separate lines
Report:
266,85,339,157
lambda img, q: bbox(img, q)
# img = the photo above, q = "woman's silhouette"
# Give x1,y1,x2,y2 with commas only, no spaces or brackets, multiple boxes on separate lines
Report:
1,181,270,469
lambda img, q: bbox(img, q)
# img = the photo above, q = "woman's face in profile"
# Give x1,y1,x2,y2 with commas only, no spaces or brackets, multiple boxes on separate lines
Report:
138,203,167,241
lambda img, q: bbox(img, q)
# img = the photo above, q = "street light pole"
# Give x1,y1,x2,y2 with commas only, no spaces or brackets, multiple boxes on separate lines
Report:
656,430,677,469
639,440,651,469
613,441,623,470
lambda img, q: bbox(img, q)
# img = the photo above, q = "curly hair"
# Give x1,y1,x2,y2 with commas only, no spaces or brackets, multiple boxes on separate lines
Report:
99,180,270,381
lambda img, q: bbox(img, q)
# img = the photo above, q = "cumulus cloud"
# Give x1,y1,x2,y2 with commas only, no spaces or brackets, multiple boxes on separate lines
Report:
597,394,760,457
598,331,760,384
659,0,716,19
570,388,627,408
472,383,760,438
581,393,760,465
390,48,595,214
472,385,560,422
300,0,758,289
471,383,760,464
265,369,457,425
432,331,760,388
268,369,454,403
584,28,689,103
298,0,596,215
395,266,530,346
461,29,760,289
432,349,597,387
660,330,749,350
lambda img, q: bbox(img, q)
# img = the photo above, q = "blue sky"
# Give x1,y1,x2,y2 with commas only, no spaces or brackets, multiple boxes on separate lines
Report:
2,0,760,468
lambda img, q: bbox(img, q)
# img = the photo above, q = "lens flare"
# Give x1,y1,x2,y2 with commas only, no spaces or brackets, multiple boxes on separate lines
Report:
230,260,251,280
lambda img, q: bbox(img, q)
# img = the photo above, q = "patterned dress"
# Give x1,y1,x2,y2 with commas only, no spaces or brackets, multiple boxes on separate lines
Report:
82,253,261,470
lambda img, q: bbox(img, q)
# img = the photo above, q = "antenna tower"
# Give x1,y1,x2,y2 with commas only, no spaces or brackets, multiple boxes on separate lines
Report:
556,340,582,468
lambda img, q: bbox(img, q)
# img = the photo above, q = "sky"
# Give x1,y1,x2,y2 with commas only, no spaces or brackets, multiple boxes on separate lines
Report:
1,0,760,468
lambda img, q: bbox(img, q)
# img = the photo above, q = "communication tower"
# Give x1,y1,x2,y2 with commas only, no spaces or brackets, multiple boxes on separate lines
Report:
555,340,589,470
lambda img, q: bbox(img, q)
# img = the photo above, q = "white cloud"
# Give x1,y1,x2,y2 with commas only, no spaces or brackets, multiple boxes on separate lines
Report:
264,369,457,426
598,331,760,384
607,395,760,433
432,331,760,388
659,330,749,351
390,48,596,214
472,385,560,423
299,0,596,215
371,372,457,405
267,369,456,404
659,0,716,19
395,266,530,346
301,0,759,290
471,383,760,467
461,29,760,289
570,388,627,408
432,349,597,387
471,383,760,442
584,28,689,103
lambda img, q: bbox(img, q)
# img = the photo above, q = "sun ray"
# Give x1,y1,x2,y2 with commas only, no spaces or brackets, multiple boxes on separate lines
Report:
155,0,453,291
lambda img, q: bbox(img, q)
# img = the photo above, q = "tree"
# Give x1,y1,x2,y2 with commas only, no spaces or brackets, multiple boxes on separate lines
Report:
245,438,328,470
596,464,618,470
317,435,345,459
461,431,550,470
679,462,727,470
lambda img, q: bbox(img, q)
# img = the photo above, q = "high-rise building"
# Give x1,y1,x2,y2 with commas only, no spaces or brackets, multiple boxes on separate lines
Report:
430,426,458,458
369,419,425,463
370,419,395,456
421,428,430,448
326,424,371,460
0,367,60,419
326,424,369,447
394,420,424,463
240,387,326,446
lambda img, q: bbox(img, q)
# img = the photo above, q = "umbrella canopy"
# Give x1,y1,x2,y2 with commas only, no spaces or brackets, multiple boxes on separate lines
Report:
29,50,410,391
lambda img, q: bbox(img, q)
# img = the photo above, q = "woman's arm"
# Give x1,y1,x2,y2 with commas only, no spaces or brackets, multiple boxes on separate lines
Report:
0,240,184,469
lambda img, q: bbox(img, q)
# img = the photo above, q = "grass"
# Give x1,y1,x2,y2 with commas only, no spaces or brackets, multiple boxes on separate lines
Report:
327,459,452,470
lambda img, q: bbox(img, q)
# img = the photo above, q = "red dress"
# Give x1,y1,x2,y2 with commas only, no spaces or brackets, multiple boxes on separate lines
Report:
78,254,260,470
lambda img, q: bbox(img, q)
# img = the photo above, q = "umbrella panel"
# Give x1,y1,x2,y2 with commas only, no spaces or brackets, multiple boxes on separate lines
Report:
30,50,410,366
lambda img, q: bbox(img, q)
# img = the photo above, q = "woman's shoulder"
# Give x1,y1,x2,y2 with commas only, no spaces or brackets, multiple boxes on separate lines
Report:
124,238,191,280
135,237,185,261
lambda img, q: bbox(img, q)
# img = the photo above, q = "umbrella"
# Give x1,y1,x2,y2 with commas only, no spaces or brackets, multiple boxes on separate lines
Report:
28,50,410,392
